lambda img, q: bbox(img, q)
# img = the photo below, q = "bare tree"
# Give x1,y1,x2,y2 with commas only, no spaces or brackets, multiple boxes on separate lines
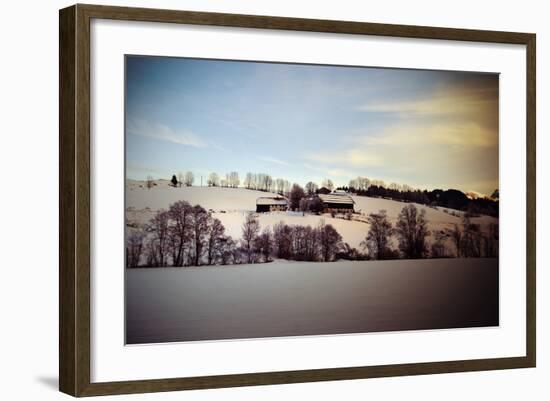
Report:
291,225,320,261
305,181,318,196
291,225,309,261
358,176,370,190
361,210,393,260
283,180,291,197
219,236,237,265
228,171,240,188
261,174,273,192
460,216,482,257
445,224,462,257
275,178,285,195
370,179,386,188
349,176,371,191
244,172,253,189
241,213,261,263
289,184,305,211
177,172,184,187
430,230,448,258
190,205,209,266
207,172,220,187
318,220,343,262
395,204,430,259
389,182,402,191
147,210,170,266
273,221,293,259
322,178,334,191
206,217,226,265
126,230,144,267
167,200,192,266
184,171,194,187
254,227,273,262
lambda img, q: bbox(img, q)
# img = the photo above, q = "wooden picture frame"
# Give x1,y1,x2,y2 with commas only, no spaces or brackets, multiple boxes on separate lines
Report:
59,3,536,397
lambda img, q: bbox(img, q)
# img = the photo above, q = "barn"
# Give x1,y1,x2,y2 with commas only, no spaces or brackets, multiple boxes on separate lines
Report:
256,197,288,212
318,193,355,213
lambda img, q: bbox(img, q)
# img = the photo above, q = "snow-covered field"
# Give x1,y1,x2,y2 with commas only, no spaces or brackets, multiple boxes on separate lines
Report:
126,181,497,250
126,258,499,344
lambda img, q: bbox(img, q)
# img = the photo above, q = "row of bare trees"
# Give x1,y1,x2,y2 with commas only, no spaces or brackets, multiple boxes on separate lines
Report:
362,205,430,260
127,202,346,267
206,171,240,188
164,171,243,188
433,217,499,258
348,176,413,192
242,172,291,195
363,204,498,260
178,171,195,187
272,220,343,262
126,201,236,268
127,202,498,267
227,214,345,264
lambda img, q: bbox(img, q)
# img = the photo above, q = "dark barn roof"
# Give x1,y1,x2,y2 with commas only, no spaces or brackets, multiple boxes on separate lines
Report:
256,197,288,206
318,194,355,208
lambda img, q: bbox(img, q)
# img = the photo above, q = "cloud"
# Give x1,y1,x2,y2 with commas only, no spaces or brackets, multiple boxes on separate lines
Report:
302,163,357,178
357,92,493,119
305,150,382,167
257,156,292,166
356,77,499,133
331,76,500,193
362,121,497,149
127,119,206,148
302,118,498,194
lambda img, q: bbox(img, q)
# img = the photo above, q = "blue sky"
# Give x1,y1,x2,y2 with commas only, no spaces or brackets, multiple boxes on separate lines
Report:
125,56,499,194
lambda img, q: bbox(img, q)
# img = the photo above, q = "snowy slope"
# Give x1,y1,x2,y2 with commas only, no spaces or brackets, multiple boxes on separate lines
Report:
126,181,277,212
126,181,497,249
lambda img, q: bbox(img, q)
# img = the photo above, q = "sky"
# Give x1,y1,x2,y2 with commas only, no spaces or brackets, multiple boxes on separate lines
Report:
125,55,499,195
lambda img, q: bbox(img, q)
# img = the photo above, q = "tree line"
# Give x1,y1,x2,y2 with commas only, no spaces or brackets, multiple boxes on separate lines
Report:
127,201,499,268
363,204,499,260
126,201,236,268
340,176,499,218
151,172,498,219
126,201,346,268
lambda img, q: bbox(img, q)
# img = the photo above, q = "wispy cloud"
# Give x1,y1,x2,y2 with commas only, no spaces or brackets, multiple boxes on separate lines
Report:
356,79,498,131
257,156,292,166
305,150,382,168
302,163,357,178
304,121,498,193
127,119,207,148
362,122,497,149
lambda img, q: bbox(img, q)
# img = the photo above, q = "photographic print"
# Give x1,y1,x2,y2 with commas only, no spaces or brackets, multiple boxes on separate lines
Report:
124,56,499,345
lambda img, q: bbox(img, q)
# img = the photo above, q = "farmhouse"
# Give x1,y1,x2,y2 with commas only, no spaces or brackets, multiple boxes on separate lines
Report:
256,197,288,212
318,193,355,214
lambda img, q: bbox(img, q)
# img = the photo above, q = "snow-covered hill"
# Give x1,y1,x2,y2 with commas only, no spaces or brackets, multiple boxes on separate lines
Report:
126,181,497,250
127,180,273,212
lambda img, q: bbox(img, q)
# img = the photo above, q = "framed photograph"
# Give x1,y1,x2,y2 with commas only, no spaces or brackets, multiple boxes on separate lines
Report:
59,4,536,397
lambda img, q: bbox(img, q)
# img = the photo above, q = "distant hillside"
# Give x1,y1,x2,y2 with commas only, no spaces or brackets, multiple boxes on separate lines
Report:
126,184,497,250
